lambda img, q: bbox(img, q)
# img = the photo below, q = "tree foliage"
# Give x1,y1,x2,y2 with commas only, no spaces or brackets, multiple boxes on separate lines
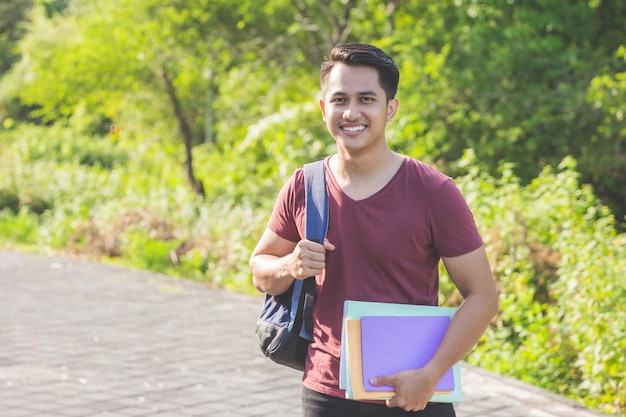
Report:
386,0,626,222
0,1,625,414
0,0,33,73
0,0,33,122
3,0,623,219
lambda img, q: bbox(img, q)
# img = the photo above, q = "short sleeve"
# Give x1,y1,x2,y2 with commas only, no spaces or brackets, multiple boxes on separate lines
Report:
430,178,483,257
267,169,305,243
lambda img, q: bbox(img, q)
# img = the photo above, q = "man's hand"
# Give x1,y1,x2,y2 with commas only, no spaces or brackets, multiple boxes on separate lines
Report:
287,239,336,280
370,368,439,412
250,226,336,295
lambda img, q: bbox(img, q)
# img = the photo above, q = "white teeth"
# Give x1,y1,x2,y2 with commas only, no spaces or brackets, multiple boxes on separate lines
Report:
343,126,365,132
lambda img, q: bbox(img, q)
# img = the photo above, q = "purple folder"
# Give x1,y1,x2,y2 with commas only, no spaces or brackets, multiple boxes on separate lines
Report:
360,315,455,392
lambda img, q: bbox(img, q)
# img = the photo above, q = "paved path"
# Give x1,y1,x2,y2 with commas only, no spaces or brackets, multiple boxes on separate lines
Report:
0,250,609,417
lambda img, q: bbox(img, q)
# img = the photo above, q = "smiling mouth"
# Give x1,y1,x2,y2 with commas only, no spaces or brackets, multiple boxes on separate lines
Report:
341,125,367,133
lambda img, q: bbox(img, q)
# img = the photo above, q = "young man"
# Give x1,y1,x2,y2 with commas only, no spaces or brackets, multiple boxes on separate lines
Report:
250,43,498,416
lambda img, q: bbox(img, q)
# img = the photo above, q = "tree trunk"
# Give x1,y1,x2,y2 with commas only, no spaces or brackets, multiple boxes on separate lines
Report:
161,64,205,197
204,61,215,146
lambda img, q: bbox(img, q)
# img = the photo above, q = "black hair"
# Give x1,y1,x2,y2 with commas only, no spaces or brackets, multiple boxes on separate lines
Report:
320,43,399,101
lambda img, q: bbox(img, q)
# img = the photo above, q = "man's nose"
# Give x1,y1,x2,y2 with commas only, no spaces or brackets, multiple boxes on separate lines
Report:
342,104,361,120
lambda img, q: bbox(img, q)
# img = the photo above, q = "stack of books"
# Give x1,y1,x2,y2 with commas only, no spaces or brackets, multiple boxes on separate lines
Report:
340,300,463,402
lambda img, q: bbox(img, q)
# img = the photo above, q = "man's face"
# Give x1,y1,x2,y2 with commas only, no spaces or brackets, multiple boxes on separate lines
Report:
320,63,398,154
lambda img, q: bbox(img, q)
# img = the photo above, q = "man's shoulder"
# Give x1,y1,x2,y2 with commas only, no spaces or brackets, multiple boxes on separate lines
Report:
402,156,451,184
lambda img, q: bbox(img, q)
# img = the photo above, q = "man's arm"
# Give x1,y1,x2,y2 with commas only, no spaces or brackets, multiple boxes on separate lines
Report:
372,245,498,411
249,228,335,296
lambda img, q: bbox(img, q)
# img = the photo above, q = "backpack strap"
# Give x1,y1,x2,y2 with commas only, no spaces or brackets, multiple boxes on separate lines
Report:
304,160,329,244
297,160,328,338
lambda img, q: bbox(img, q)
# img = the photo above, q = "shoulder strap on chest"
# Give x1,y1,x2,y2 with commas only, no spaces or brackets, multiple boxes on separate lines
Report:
303,159,329,244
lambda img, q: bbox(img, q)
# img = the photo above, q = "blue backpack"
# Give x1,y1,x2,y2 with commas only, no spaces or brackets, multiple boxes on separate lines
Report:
255,160,329,371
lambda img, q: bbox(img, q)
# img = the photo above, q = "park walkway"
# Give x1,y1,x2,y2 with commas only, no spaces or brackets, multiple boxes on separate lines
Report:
0,250,609,416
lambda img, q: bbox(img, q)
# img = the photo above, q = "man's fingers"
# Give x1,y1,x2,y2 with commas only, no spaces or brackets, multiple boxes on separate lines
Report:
374,375,428,412
370,376,393,387
292,239,332,278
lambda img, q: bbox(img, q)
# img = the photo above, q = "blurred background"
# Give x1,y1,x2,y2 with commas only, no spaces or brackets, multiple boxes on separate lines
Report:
0,1,624,414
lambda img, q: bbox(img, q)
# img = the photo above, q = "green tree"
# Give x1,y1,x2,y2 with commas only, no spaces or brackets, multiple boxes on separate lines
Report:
0,0,33,125
0,0,32,75
387,0,626,224
1,0,250,195
1,0,397,198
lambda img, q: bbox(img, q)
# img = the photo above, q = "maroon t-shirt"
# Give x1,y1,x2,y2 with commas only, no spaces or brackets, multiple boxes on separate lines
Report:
267,156,483,398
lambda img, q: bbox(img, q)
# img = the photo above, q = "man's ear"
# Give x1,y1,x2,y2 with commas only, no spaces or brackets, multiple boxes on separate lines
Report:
319,98,327,121
387,97,399,121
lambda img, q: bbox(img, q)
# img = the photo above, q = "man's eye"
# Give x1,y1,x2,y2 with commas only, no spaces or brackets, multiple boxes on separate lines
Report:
361,97,374,103
332,98,346,103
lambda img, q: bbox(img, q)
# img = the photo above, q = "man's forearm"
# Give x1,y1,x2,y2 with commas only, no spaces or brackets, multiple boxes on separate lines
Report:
423,293,498,382
250,253,297,295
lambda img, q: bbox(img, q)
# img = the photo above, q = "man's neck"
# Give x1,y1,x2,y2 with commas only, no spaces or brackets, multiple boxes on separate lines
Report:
329,149,404,201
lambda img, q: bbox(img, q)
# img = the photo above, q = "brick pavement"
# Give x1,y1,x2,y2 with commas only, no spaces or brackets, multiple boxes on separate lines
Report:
0,250,610,416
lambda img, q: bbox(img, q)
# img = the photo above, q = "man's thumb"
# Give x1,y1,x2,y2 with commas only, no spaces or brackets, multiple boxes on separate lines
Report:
370,376,391,387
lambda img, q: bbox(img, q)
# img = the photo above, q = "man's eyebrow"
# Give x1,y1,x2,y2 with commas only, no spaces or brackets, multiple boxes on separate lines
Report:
329,90,379,96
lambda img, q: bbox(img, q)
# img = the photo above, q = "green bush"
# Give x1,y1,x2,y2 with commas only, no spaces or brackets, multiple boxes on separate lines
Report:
438,152,625,415
0,188,20,213
0,124,623,414
0,210,41,245
14,124,129,169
